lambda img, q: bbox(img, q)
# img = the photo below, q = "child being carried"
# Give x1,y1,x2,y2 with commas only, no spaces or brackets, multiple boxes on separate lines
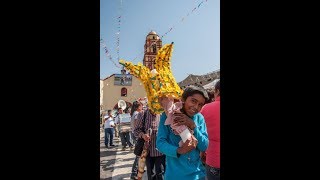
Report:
159,97,194,147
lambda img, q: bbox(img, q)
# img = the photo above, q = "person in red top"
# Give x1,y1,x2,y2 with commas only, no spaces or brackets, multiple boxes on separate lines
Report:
200,80,220,180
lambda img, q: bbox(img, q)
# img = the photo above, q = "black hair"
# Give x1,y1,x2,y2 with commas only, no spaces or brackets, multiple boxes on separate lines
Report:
214,80,220,96
206,88,215,103
130,101,142,116
182,85,210,103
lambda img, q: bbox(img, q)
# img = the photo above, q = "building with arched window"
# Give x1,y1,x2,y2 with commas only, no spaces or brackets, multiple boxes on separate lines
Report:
100,72,147,112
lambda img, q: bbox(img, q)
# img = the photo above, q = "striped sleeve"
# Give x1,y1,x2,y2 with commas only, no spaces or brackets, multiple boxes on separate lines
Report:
134,111,145,138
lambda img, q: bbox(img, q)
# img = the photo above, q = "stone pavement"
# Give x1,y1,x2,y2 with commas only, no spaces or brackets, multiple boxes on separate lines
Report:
100,128,147,180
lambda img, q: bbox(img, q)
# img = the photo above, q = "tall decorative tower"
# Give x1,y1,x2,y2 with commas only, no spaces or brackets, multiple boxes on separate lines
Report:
143,31,162,70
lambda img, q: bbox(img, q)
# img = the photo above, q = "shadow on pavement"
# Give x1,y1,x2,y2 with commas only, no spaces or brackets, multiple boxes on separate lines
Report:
108,172,132,180
121,157,136,162
105,163,134,171
101,134,140,179
100,139,117,179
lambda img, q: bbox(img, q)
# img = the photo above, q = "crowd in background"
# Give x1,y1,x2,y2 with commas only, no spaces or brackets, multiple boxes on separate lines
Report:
100,79,220,180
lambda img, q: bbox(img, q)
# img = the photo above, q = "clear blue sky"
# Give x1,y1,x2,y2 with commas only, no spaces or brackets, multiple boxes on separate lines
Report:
100,0,220,82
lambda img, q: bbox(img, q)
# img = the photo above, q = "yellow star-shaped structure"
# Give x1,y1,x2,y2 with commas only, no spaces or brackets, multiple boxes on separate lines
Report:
119,43,183,114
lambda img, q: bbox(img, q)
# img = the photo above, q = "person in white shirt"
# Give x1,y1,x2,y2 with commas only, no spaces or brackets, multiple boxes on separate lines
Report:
104,110,116,148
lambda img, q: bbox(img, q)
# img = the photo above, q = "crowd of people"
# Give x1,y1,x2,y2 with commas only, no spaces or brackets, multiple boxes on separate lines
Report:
100,80,220,180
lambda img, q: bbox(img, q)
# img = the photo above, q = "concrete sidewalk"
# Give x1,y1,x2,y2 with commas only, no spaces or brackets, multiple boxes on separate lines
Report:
100,129,147,180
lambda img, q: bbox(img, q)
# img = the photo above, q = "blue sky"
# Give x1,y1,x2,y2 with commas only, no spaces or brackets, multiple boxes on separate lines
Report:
100,0,219,82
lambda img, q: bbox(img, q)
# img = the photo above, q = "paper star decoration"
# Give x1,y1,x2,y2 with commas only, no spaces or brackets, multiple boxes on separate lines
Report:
119,43,183,114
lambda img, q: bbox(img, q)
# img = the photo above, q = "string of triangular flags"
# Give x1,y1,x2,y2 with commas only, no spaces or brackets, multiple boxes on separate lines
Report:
100,39,122,68
116,15,121,61
101,0,209,68
116,0,123,61
131,0,209,62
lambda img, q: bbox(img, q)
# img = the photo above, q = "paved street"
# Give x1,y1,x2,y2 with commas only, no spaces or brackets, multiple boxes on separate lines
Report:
100,129,147,180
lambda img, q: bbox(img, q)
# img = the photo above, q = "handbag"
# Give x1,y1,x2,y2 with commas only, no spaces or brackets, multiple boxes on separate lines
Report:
134,111,147,156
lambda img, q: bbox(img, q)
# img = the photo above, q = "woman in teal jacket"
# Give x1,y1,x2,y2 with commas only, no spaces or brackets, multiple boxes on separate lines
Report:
156,85,209,180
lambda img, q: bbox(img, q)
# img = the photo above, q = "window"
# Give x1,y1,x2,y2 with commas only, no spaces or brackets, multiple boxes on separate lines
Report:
121,87,127,97
152,44,156,53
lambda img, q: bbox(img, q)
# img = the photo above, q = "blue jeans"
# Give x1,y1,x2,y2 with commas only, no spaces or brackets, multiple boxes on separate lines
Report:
206,164,220,180
131,155,139,178
104,128,114,146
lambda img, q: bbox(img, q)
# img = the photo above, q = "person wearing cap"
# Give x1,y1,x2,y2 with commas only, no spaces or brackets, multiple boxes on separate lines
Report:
104,110,116,148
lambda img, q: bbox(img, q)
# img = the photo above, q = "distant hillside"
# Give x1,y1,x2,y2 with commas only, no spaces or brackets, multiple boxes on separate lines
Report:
178,69,220,89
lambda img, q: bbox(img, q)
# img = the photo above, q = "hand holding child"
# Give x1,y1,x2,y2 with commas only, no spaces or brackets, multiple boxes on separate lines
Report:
177,135,198,155
173,112,196,130
142,134,150,142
